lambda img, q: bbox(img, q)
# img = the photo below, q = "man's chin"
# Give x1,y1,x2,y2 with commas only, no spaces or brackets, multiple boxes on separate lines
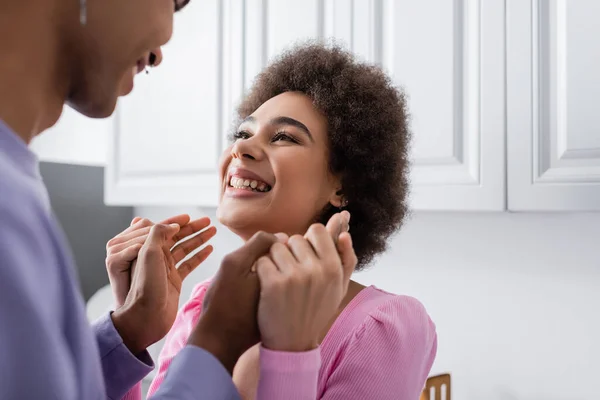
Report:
65,97,117,119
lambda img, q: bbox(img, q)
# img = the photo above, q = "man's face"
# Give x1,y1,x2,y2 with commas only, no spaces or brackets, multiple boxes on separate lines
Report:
66,0,190,118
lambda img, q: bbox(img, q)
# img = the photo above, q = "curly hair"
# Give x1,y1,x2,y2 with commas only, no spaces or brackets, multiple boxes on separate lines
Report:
236,41,411,270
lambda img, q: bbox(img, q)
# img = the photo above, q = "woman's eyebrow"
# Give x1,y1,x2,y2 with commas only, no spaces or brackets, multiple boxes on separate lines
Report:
270,116,314,142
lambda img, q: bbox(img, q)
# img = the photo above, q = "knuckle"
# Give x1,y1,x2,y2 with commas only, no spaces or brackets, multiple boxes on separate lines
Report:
253,230,272,244
269,242,286,255
105,255,115,268
288,234,304,245
308,223,326,235
140,218,153,226
221,252,237,266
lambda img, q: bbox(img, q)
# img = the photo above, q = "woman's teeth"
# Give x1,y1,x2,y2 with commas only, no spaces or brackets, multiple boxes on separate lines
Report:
229,177,271,192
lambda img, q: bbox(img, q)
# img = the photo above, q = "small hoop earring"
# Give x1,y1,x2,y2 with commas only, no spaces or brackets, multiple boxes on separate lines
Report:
79,0,87,25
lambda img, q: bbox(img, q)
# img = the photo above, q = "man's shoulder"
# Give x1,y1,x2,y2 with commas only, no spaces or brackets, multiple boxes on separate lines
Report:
0,156,45,217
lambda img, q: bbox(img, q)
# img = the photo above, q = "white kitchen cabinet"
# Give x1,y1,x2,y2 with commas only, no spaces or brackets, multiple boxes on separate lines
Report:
30,106,111,167
381,0,506,211
507,0,600,211
105,0,598,211
105,0,224,206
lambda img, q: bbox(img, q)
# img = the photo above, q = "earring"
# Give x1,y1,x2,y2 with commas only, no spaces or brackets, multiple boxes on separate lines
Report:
79,0,87,25
340,197,349,209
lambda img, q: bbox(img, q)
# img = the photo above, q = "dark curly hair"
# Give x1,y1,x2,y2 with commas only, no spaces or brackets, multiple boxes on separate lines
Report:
236,41,411,270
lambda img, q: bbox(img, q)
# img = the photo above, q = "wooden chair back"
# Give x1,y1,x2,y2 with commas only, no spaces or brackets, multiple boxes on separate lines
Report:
419,373,451,400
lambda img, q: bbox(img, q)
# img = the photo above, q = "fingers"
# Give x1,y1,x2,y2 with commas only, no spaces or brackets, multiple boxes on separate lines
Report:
336,232,357,284
224,231,278,274
108,234,149,255
177,245,214,281
158,214,191,228
255,255,279,285
285,234,315,262
106,243,143,267
111,216,209,251
110,226,153,250
324,211,351,245
304,224,339,262
170,217,212,246
107,218,154,249
130,216,143,227
171,226,217,263
143,223,181,255
274,232,289,243
269,241,298,274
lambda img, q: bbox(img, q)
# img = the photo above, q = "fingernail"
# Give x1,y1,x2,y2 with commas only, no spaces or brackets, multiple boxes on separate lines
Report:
343,210,351,222
169,223,180,230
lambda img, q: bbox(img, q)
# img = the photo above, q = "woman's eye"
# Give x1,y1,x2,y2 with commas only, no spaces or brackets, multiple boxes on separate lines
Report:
231,130,251,141
272,132,297,143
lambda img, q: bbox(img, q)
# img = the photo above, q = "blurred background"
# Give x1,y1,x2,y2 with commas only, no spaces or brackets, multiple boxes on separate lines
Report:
32,0,600,399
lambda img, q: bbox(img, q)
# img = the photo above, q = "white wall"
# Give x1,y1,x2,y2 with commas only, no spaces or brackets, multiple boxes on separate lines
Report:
30,106,111,166
135,206,600,400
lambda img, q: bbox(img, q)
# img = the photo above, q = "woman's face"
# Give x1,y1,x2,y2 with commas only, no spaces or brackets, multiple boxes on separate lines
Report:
217,92,343,239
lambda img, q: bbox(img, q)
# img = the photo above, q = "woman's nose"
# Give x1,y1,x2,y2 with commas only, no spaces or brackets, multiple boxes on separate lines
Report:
231,137,262,161
149,48,164,68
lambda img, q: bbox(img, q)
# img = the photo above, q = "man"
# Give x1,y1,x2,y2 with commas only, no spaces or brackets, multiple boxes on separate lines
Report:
0,1,355,399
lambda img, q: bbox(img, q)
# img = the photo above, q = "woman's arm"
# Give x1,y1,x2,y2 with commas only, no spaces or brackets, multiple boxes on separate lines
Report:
119,281,211,399
256,296,437,400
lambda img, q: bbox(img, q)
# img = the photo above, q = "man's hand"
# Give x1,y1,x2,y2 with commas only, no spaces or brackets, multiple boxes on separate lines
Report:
188,231,279,374
256,211,356,351
105,214,215,308
111,222,215,354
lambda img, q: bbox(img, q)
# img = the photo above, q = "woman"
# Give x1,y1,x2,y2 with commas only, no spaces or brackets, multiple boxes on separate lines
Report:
116,42,437,399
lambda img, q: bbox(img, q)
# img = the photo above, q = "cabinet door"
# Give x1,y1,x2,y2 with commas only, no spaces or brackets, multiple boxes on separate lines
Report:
30,106,111,167
507,0,600,211
105,0,224,206
380,0,505,211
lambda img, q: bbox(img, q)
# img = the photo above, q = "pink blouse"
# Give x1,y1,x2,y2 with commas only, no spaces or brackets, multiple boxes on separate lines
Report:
124,281,437,400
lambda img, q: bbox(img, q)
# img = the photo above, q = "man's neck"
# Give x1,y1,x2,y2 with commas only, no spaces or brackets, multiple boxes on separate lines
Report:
0,3,69,144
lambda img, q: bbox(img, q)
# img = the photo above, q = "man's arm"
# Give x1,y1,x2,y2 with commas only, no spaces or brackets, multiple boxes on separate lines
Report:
0,212,83,399
92,314,153,399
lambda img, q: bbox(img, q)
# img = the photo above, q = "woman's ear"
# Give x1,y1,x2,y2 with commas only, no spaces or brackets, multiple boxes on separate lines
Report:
329,188,348,209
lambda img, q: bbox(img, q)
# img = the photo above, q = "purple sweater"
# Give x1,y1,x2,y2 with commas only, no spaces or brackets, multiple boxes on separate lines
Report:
0,120,240,399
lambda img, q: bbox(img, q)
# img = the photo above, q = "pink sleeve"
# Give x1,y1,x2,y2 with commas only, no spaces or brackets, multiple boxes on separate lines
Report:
145,281,212,398
121,382,142,400
257,347,321,399
257,296,437,400
320,297,437,400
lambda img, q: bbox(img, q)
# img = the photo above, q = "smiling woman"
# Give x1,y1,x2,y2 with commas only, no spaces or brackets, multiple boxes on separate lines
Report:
119,41,437,400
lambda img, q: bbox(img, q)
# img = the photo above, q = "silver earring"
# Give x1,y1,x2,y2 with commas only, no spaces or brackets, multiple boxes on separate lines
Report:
340,197,349,208
79,0,87,25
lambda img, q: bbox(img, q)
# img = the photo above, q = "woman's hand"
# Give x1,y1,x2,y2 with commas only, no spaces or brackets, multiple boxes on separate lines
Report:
105,214,216,308
256,211,357,352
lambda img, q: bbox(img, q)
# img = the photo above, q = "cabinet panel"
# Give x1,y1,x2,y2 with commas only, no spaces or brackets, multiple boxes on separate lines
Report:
507,0,600,211
382,0,505,210
105,0,223,206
